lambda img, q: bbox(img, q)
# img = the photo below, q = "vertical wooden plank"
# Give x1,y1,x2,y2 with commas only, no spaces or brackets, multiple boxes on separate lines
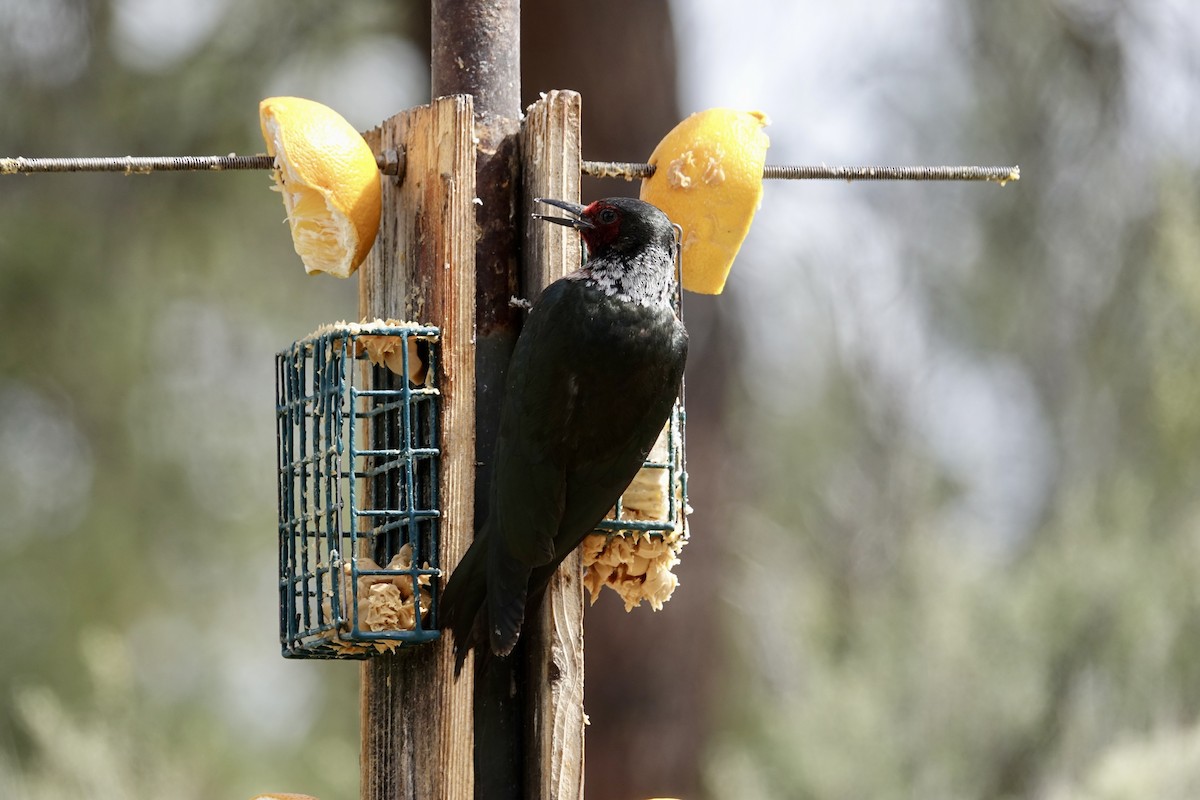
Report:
432,6,525,795
358,94,476,800
520,89,586,800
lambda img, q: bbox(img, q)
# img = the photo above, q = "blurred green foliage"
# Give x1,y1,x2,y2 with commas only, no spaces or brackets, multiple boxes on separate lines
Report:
0,2,424,797
710,3,1200,799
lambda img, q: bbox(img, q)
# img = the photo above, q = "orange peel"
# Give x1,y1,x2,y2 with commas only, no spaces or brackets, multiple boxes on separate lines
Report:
640,108,770,294
259,96,381,278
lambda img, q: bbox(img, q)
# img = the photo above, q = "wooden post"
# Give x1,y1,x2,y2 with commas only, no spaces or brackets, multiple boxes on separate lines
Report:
520,89,586,800
358,95,477,800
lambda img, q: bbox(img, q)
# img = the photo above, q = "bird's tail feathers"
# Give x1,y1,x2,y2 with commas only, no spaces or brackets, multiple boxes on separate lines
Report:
487,542,532,658
439,538,488,677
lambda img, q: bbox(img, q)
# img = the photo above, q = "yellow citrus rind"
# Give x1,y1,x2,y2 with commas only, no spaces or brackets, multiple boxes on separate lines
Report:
259,96,382,278
640,108,769,294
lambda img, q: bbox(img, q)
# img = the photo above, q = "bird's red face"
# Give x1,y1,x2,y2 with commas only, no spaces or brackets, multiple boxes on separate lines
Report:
533,196,676,261
575,201,622,254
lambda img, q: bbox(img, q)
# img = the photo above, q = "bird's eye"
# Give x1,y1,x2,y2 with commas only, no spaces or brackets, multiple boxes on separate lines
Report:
597,208,618,224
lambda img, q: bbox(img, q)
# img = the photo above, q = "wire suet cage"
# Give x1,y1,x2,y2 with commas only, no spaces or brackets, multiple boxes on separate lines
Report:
276,322,441,659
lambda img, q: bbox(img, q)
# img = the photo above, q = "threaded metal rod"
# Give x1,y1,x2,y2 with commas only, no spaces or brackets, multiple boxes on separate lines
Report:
759,164,1020,183
581,160,1020,184
0,154,276,174
0,154,1019,184
1,150,406,176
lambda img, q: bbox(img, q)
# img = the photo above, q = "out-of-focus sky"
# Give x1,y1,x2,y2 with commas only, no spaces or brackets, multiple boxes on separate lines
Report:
677,0,1199,551
679,1,1042,548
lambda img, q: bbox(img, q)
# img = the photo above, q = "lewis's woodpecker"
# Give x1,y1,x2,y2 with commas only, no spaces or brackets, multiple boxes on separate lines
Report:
440,196,688,672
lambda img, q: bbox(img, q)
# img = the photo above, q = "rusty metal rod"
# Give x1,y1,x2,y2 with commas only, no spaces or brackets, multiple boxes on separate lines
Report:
0,154,276,174
0,154,1020,184
582,160,1020,184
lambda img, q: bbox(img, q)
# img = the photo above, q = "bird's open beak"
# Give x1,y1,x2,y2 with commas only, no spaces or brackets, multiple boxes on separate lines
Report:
532,198,593,229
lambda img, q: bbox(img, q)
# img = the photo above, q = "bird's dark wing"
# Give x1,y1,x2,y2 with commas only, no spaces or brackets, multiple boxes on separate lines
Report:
485,279,687,655
553,297,687,558
492,280,687,563
556,354,685,554
523,302,687,609
482,280,581,652
489,281,579,567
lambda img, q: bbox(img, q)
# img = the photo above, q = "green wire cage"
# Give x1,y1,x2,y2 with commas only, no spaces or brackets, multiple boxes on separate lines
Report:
581,400,689,612
276,322,441,659
596,402,686,537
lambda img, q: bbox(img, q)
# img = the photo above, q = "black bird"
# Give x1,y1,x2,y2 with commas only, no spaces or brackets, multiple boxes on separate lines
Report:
440,196,688,673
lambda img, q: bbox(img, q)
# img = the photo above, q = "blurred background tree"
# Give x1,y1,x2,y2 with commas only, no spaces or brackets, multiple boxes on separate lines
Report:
2,1,1199,799
708,3,1200,799
0,3,422,797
